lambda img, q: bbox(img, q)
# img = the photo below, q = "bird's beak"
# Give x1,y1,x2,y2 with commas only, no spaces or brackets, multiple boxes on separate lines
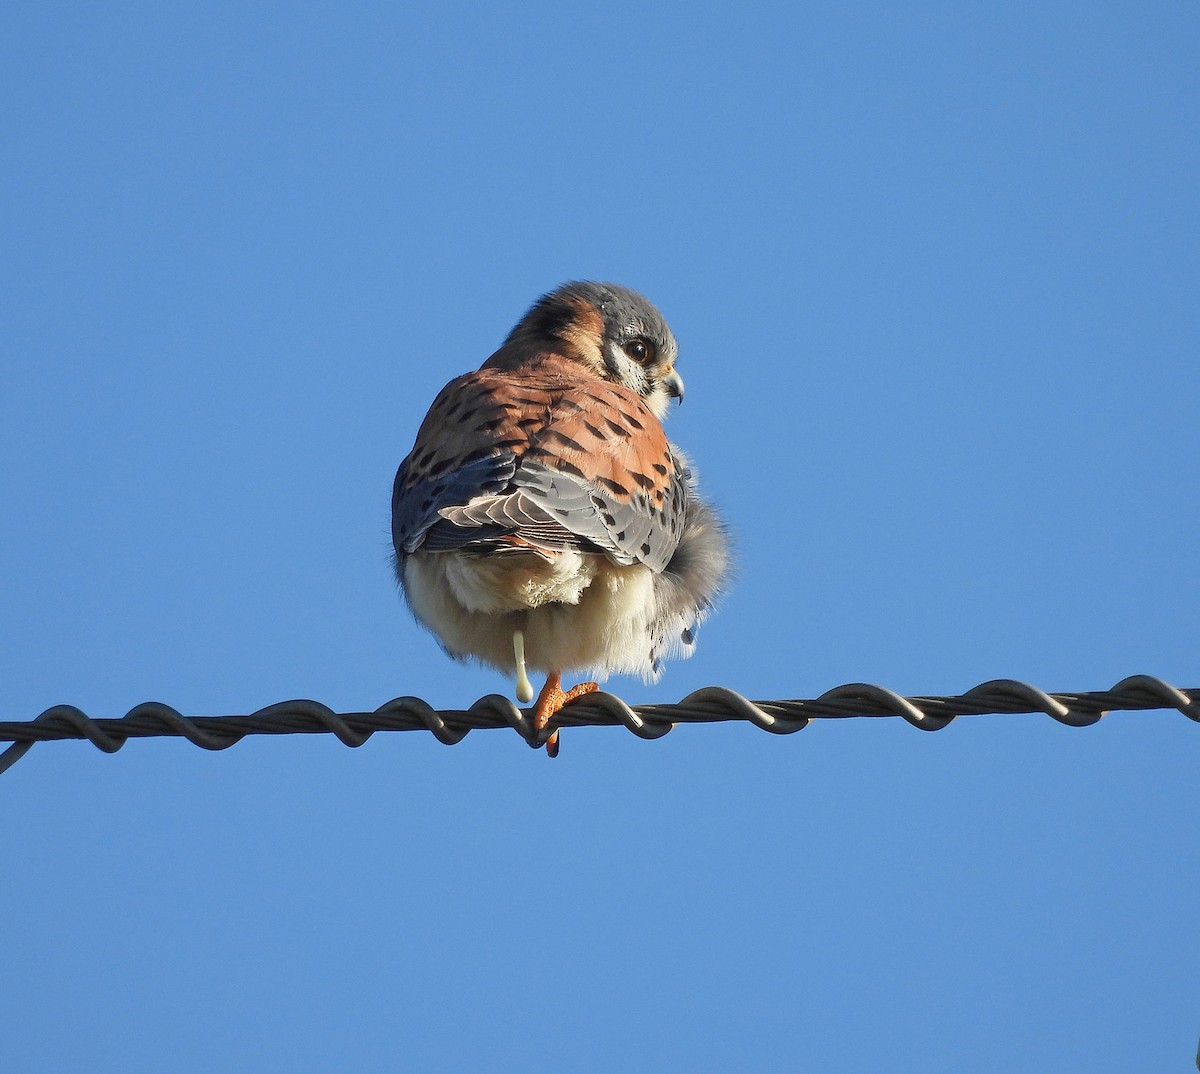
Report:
661,368,685,404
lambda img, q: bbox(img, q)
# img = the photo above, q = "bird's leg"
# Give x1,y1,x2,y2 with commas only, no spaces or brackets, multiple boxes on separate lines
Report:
533,672,599,758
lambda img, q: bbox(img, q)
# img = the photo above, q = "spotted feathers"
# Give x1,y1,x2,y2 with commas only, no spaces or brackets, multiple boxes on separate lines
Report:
391,282,729,687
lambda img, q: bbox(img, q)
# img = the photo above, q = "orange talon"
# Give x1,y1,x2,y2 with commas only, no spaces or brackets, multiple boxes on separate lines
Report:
533,672,599,757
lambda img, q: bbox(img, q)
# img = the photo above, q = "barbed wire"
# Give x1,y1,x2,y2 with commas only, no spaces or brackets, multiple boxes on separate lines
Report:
1,674,1196,775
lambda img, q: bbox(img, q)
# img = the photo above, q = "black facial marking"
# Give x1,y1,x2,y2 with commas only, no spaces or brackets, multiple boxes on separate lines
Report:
516,295,576,344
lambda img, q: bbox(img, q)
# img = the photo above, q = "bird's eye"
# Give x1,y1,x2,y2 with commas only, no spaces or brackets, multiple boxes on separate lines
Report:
623,338,655,364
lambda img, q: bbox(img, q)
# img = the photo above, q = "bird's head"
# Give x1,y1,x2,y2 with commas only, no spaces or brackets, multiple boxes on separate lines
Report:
501,281,684,418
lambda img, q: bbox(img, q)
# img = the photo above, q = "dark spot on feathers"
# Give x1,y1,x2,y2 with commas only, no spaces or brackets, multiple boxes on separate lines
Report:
554,458,585,479
602,512,616,526
604,417,627,436
631,470,655,490
545,429,586,453
460,447,494,465
624,412,644,431
477,416,508,432
426,457,455,477
615,530,626,542
596,476,630,497
652,462,669,476
640,541,652,555
681,627,695,645
581,419,605,438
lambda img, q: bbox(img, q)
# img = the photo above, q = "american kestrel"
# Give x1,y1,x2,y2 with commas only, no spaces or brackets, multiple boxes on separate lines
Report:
391,282,729,755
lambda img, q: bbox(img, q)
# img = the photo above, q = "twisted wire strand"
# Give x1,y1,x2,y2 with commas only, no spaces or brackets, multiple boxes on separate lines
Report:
1,675,1196,775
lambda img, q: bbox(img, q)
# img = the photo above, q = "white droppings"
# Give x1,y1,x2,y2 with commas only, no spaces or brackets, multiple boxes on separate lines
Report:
513,629,534,703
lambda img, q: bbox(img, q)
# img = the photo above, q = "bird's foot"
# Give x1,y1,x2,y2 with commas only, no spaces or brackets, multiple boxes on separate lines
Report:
533,673,599,758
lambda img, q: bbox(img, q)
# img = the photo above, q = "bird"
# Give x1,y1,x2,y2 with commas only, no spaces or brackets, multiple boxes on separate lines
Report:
391,281,730,755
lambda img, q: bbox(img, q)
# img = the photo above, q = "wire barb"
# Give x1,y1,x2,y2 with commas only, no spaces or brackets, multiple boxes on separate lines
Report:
1,675,1196,775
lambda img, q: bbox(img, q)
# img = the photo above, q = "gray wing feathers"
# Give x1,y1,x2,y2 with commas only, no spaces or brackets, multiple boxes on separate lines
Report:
394,445,690,577
437,488,559,531
392,451,517,555
514,457,682,572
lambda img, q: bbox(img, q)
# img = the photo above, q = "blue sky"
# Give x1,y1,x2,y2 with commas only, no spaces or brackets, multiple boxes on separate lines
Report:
2,3,1197,1071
